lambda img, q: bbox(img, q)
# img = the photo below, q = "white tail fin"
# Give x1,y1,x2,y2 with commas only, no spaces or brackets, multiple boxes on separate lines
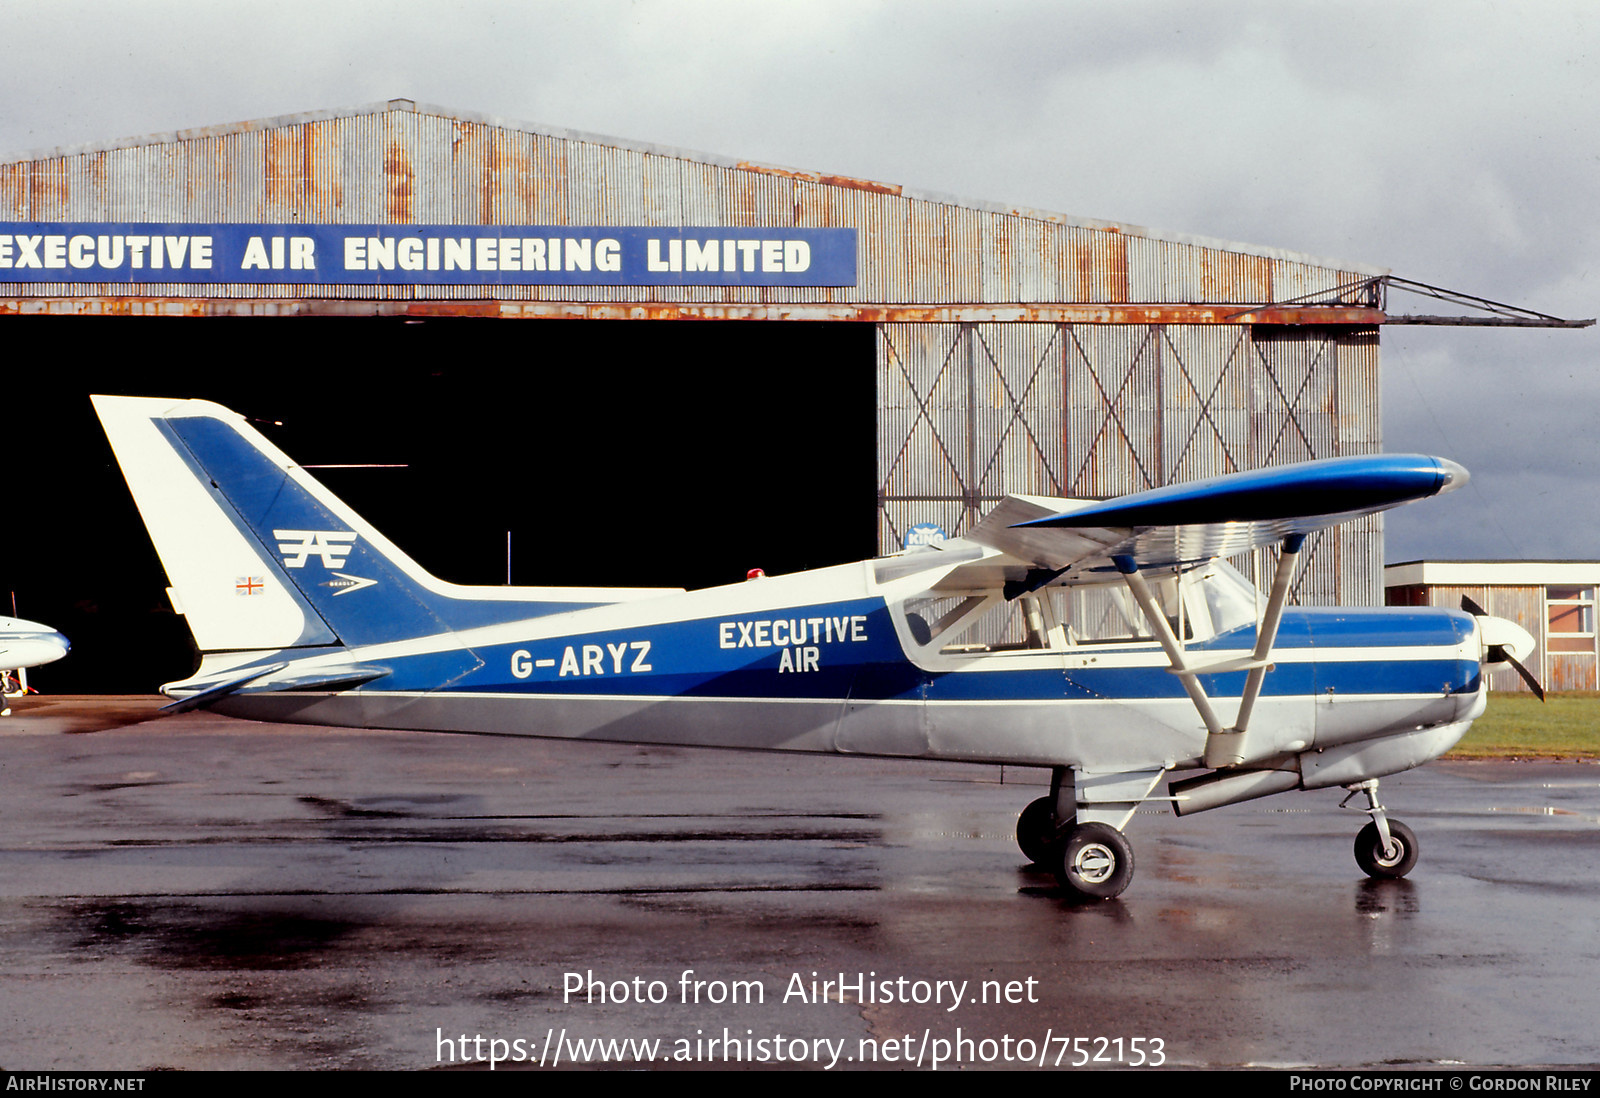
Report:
94,395,678,656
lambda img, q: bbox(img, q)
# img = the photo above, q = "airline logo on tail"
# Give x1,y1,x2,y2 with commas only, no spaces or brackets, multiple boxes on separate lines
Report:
321,573,378,596
274,530,358,569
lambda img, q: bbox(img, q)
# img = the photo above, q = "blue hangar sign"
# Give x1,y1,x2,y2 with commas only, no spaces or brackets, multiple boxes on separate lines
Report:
0,224,858,287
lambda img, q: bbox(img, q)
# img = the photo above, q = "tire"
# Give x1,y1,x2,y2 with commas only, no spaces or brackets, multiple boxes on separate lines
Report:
1354,820,1419,879
1016,797,1065,866
1053,822,1135,901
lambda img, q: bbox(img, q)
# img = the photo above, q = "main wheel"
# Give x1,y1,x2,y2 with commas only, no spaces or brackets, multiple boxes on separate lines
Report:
1053,822,1135,901
1354,819,1418,879
1016,796,1066,866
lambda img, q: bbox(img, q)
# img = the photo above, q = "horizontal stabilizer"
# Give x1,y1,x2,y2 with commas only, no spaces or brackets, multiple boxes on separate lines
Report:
161,662,289,713
163,662,390,712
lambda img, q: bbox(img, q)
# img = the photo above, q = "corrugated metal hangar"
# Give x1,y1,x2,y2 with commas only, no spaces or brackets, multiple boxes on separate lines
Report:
4,99,1581,630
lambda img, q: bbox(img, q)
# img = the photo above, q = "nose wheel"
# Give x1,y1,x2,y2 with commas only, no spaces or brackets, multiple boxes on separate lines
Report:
1343,779,1419,880
1354,819,1418,879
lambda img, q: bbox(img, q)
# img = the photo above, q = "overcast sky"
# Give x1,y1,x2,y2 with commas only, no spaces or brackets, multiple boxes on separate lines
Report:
4,0,1595,563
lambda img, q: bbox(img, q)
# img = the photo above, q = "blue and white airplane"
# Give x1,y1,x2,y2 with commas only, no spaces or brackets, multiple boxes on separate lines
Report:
93,394,1536,901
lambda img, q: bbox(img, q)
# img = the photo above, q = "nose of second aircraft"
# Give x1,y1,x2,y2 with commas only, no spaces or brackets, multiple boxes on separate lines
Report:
0,620,71,670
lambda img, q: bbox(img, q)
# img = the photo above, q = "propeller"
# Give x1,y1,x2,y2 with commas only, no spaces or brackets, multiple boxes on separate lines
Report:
1460,596,1546,701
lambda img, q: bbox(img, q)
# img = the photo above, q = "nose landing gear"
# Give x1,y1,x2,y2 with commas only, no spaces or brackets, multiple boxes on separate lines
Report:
1343,779,1419,879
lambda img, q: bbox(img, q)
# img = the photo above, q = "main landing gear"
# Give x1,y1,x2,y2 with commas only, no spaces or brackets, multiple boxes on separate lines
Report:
1016,794,1136,902
1343,779,1419,879
1017,774,1421,901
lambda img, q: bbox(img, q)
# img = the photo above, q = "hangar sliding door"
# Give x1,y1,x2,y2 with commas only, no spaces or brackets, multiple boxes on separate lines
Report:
876,321,1382,607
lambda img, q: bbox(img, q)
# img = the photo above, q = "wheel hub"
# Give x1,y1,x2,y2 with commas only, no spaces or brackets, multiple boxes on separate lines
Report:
1072,842,1117,884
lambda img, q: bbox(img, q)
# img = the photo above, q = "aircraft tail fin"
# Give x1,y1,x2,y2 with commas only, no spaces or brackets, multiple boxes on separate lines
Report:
93,396,670,656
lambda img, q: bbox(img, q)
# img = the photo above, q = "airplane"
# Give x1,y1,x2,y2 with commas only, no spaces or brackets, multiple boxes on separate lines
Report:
1,617,71,713
92,393,1538,902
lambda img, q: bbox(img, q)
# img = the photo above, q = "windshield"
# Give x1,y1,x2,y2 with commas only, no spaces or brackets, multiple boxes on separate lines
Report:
1196,558,1261,637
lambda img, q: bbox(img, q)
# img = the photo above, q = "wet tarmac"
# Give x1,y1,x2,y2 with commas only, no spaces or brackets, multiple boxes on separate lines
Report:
3,695,1598,1070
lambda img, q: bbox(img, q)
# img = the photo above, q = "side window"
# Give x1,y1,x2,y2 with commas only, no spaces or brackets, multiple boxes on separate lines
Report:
900,564,1244,657
1196,559,1260,637
901,594,1063,655
1059,577,1196,643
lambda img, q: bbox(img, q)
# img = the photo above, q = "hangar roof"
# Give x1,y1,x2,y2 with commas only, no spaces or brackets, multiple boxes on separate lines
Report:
1,99,1389,321
2,98,1386,278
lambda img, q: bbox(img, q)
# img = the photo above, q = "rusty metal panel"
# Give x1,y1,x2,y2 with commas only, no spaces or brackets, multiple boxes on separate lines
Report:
1487,586,1547,691
877,319,1381,604
0,101,1384,313
878,322,969,526
5,101,1389,606
1161,325,1250,484
526,130,569,225
1127,237,1200,302
0,161,25,218
1063,225,1128,303
683,159,729,227
1268,259,1367,305
981,212,1012,304
1013,216,1058,304
1336,328,1381,450
1201,248,1272,303
969,323,1066,500
866,192,911,304
1548,655,1597,692
905,197,979,304
791,179,843,306
1064,324,1163,497
1249,327,1339,468
29,157,70,220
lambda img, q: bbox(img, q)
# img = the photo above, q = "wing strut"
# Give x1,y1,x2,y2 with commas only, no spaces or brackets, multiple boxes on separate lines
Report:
1111,555,1224,740
1209,533,1304,767
1113,533,1305,769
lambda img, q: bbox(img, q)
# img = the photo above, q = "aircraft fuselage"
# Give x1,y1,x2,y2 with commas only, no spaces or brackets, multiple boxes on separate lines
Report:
206,561,1484,779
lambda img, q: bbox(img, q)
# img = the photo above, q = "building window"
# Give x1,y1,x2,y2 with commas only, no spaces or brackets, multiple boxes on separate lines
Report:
1547,586,1596,654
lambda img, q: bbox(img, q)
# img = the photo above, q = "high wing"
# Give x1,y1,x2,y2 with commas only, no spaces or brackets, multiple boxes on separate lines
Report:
919,454,1467,594
902,454,1470,777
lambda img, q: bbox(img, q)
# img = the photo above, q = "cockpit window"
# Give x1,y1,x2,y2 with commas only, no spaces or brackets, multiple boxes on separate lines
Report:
899,559,1263,656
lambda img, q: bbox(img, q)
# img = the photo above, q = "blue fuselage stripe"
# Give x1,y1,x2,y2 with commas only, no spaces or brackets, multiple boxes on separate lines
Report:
331,600,1480,703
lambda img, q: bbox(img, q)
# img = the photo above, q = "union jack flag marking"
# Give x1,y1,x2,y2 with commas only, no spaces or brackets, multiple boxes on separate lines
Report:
236,576,265,596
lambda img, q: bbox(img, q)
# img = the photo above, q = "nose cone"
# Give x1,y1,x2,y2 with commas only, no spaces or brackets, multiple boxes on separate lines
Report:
1436,458,1470,495
1479,615,1535,666
1,620,70,670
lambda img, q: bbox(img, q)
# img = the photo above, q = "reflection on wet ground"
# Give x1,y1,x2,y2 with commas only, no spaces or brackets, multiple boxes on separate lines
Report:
2,697,1598,1069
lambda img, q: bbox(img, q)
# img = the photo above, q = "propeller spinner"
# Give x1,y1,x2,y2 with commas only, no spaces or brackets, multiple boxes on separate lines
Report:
1461,595,1546,701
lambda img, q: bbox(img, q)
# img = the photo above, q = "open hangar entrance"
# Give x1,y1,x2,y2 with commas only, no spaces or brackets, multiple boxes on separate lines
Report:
5,101,1586,693
11,318,875,692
